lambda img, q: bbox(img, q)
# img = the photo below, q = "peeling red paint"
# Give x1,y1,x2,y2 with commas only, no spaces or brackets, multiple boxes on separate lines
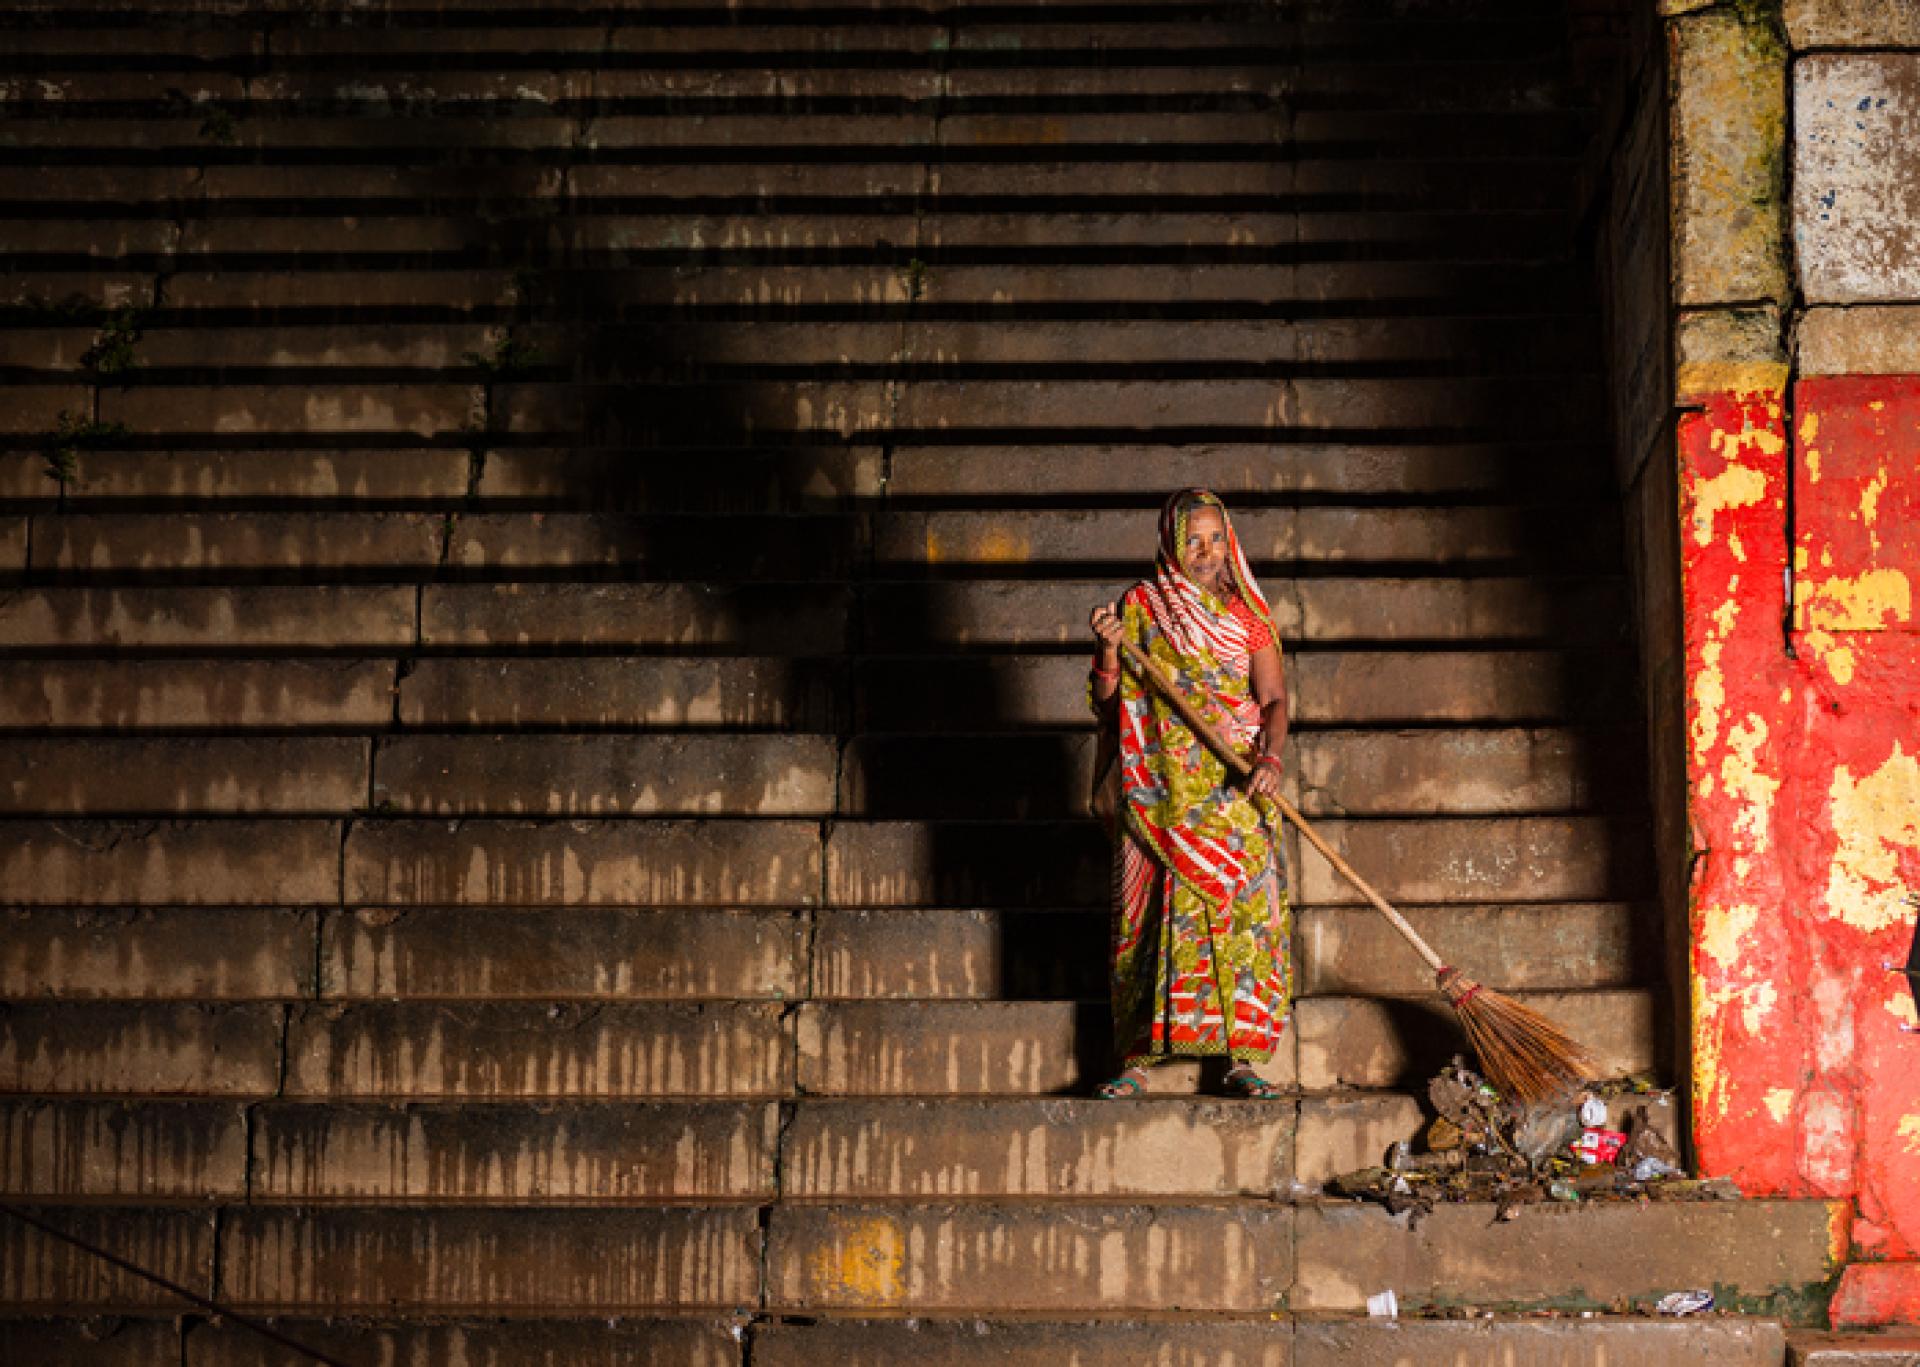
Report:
1832,1262,1920,1330
1684,373,1920,1321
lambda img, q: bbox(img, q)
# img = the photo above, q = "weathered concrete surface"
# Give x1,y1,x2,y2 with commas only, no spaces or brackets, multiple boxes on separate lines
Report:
754,1319,1289,1367
421,582,848,651
768,1204,1292,1312
0,907,312,999
1295,817,1647,905
0,820,341,905
826,821,1105,907
1293,1319,1789,1365
60,449,470,502
0,1210,214,1310
343,818,820,906
398,657,839,730
781,1098,1292,1199
371,735,836,816
100,384,480,437
221,1208,760,1311
1794,55,1920,303
1670,8,1789,307
0,659,397,730
0,1003,283,1097
446,512,859,579
1800,307,1920,376
251,1101,778,1202
1297,903,1647,996
184,1319,742,1367
0,1100,247,1199
31,513,443,577
0,587,416,649
1787,0,1920,50
810,908,1102,1000
0,1320,184,1365
1295,991,1659,1090
284,1001,793,1099
1792,1329,1920,1364
1294,1093,1424,1187
4,738,368,814
476,446,879,513
797,1000,1092,1096
1293,1200,1846,1317
322,907,803,1000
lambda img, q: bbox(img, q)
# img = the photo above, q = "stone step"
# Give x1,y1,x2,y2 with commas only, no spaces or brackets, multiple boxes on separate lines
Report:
0,907,314,1000
839,726,1644,819
248,1101,781,1203
2,737,368,815
0,1313,1794,1367
0,1003,284,1098
809,902,1652,1001
4,317,1598,374
418,583,850,652
754,1317,1790,1367
861,577,1630,650
282,1002,794,1100
0,586,417,651
0,449,473,507
855,649,1634,731
0,1100,248,1201
0,659,399,731
781,1096,1294,1199
824,814,1642,907
342,818,822,906
884,442,1612,501
796,991,1656,1095
320,907,805,1001
1791,1333,1920,1365
0,820,343,905
369,733,838,817
395,656,841,730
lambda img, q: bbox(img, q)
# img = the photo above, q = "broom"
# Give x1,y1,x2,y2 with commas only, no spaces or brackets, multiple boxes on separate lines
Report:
1114,636,1601,1103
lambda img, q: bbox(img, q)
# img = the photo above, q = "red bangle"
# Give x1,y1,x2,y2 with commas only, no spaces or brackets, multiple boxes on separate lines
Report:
1255,753,1282,770
1090,665,1119,683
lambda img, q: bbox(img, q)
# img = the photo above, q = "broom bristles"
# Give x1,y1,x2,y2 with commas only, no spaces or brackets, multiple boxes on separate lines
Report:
1438,970,1601,1103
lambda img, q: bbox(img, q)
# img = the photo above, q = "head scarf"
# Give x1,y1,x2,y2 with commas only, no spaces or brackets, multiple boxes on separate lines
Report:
1139,488,1275,732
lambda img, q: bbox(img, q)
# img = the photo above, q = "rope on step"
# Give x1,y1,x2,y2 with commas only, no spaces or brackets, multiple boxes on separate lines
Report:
0,1203,352,1367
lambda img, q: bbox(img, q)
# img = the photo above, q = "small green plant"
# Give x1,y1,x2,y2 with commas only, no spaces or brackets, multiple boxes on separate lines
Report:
80,307,144,375
464,330,544,377
197,105,239,147
902,257,929,304
41,411,129,486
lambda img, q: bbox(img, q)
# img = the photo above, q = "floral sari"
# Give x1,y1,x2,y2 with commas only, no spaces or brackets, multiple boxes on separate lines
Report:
1093,490,1293,1065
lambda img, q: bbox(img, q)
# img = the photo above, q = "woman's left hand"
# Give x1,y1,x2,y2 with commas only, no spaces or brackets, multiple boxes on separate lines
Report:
1246,757,1282,800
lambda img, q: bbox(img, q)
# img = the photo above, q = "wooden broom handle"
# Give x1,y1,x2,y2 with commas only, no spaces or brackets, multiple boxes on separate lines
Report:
1115,637,1447,976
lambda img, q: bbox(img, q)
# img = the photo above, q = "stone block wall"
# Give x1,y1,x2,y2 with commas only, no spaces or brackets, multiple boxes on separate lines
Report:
1667,0,1920,1328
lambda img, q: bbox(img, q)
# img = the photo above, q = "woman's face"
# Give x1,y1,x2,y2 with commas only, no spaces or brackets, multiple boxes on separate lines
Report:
1183,506,1233,594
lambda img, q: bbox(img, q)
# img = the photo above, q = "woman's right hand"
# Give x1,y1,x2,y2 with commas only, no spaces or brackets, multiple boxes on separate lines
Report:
1089,601,1126,650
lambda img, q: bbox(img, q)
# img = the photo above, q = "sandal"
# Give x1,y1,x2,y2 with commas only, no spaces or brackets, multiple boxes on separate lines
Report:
1096,1068,1148,1099
1222,1067,1283,1100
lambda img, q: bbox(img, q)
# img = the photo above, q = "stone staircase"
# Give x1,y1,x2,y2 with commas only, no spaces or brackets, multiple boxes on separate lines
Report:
0,0,1842,1361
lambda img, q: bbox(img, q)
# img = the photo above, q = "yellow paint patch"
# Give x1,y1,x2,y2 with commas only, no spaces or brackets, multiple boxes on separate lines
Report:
1800,627,1857,686
814,1217,906,1305
1800,568,1913,632
1677,363,1790,399
1691,463,1769,547
1700,901,1759,970
1825,746,1920,933
1764,1088,1795,1122
1889,984,1920,1030
1898,1114,1920,1154
1861,470,1889,529
1807,448,1822,483
1721,715,1779,849
1691,596,1740,768
1800,410,1821,445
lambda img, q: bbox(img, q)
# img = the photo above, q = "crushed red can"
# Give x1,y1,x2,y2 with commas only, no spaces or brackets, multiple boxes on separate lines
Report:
1572,1127,1628,1164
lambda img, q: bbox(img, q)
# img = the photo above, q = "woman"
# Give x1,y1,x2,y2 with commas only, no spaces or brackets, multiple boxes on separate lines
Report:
1087,489,1292,1099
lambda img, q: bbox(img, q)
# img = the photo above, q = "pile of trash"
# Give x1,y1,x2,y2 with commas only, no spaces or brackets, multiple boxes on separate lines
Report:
1332,1057,1739,1222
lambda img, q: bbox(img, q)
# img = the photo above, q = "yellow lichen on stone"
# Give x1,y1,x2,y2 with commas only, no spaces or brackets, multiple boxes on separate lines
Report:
1800,568,1913,632
815,1216,906,1305
1691,463,1768,547
1824,746,1920,934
